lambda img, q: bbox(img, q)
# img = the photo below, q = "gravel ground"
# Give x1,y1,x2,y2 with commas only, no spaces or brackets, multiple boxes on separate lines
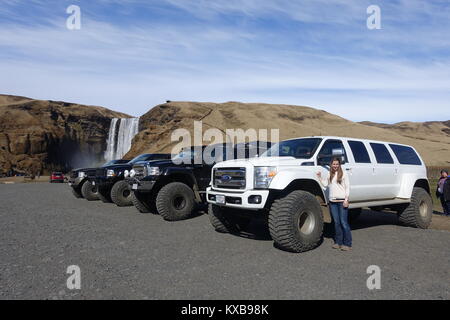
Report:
0,183,449,300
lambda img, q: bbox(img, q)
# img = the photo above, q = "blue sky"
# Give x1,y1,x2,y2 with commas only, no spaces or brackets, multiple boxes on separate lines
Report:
1,0,449,123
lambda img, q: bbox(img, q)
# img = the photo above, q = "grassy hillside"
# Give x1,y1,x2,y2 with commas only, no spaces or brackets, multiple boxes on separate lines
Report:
126,101,450,166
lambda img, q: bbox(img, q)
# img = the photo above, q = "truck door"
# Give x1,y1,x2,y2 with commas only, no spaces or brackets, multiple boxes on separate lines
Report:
368,142,398,199
345,140,375,202
316,139,355,202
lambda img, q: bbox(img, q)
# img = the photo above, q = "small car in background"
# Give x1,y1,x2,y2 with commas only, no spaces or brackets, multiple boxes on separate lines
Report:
50,172,65,183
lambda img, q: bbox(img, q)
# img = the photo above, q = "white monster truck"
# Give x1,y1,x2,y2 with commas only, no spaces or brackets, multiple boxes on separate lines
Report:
206,136,432,253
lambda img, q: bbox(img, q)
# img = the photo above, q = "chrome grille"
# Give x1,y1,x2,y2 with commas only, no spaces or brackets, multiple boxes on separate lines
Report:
133,165,146,178
95,168,106,177
86,169,96,178
213,168,246,189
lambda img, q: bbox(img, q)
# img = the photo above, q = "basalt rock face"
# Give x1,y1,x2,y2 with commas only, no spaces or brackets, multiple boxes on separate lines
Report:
0,95,130,175
126,101,450,166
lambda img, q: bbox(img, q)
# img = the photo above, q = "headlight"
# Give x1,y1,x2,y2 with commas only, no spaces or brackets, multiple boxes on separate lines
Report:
78,171,86,178
130,169,136,177
124,170,129,178
254,167,277,189
147,166,161,176
106,169,116,177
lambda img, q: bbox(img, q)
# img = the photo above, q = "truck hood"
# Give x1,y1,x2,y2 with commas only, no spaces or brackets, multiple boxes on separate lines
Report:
72,167,98,173
104,163,133,171
215,156,309,168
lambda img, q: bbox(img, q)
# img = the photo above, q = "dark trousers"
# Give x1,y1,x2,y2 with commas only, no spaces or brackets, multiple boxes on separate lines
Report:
329,201,352,247
440,195,450,215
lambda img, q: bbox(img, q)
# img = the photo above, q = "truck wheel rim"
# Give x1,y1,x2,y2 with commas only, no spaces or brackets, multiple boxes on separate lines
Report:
123,190,130,198
419,201,428,218
173,195,186,210
298,211,315,235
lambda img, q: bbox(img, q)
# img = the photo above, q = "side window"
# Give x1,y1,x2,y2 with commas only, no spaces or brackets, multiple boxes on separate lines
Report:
389,144,422,165
318,140,347,164
370,143,394,164
348,141,371,163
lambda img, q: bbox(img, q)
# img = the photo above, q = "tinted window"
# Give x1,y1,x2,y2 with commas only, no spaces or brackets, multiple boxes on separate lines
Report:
318,140,348,164
370,143,394,164
348,141,371,163
262,138,322,159
129,154,156,164
144,154,171,161
389,144,422,165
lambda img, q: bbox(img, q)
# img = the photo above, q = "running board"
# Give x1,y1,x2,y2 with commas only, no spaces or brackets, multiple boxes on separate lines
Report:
348,198,410,209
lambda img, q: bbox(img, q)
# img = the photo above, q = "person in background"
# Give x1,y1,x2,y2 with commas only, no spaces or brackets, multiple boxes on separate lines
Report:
442,171,450,216
317,157,352,251
437,170,449,215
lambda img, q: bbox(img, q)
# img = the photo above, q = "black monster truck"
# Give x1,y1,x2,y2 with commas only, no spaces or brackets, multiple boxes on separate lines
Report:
92,153,172,206
68,159,129,200
127,142,271,221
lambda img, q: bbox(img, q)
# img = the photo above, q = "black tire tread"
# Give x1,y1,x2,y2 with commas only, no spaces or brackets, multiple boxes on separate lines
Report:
156,182,195,221
131,191,157,214
110,180,133,207
81,180,99,201
208,204,239,234
398,187,432,229
268,190,323,253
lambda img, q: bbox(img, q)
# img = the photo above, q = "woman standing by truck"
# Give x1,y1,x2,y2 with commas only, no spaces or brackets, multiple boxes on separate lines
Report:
317,158,352,251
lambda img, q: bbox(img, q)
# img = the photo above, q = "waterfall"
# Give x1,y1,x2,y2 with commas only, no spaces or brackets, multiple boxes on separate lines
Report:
104,117,140,161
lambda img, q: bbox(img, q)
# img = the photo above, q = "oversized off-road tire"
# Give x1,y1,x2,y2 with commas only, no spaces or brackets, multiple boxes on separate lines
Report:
131,191,157,214
398,187,432,229
81,180,99,201
71,187,83,199
156,182,195,221
97,188,113,203
269,190,324,253
348,208,362,224
111,180,133,207
208,204,240,234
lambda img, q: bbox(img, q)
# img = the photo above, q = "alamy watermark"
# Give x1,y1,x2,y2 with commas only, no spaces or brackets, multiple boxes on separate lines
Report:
170,120,279,165
66,265,81,290
66,5,81,30
367,5,381,30
366,265,381,290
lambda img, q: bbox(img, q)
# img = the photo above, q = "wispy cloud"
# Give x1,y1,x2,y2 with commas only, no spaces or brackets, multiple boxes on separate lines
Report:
0,0,449,123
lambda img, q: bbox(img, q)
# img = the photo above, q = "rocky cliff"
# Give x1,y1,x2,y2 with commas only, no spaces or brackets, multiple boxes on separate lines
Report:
0,95,130,175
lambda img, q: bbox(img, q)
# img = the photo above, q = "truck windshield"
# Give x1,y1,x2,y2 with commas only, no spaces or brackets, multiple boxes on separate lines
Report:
172,149,202,161
129,154,153,164
102,160,129,166
261,138,322,159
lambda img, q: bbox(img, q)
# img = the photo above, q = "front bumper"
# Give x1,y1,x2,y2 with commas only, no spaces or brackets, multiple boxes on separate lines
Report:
127,177,156,192
206,187,270,210
68,177,84,188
